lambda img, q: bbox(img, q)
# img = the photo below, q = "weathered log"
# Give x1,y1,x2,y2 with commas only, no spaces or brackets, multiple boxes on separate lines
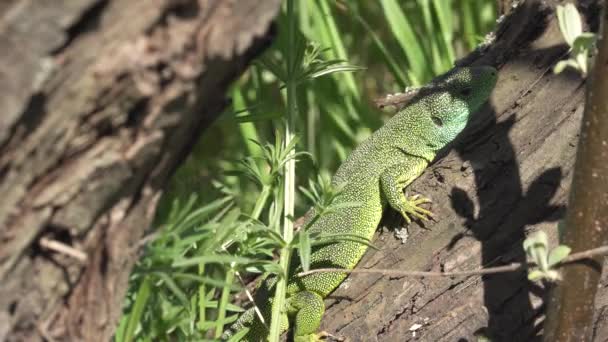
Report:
321,1,608,341
0,1,280,341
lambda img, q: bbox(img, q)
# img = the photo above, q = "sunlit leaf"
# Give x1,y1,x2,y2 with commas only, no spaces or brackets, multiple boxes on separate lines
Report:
557,3,582,47
547,245,572,268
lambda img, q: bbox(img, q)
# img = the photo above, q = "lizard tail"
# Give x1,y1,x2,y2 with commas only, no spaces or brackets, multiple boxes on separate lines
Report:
221,305,252,339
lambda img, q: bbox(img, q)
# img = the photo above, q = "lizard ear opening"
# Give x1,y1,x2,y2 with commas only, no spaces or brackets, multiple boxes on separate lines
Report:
431,116,443,127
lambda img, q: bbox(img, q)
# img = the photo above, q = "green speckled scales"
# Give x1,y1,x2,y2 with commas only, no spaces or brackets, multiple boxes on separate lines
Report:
225,66,497,341
286,139,429,298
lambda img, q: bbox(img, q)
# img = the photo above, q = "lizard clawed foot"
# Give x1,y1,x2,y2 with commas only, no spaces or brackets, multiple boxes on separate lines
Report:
399,194,434,223
317,331,345,341
295,331,344,342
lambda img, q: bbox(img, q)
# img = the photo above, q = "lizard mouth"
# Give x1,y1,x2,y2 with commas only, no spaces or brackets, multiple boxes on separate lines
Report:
470,66,498,92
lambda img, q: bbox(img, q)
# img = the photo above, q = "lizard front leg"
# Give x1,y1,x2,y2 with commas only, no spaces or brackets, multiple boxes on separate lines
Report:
380,163,434,223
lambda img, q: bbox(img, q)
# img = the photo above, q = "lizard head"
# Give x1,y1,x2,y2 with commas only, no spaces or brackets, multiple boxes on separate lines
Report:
422,66,497,148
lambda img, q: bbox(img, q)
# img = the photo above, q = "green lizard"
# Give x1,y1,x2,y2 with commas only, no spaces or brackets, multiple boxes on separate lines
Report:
224,66,497,341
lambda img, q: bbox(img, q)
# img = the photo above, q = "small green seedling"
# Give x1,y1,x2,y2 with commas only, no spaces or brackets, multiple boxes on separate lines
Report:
554,3,596,76
523,231,571,282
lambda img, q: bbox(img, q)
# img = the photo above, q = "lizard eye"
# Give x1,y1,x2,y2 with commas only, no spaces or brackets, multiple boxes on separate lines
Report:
460,87,472,97
431,116,443,127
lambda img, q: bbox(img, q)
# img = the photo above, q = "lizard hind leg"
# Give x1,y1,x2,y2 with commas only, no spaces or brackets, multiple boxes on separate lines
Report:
380,163,434,224
286,291,326,342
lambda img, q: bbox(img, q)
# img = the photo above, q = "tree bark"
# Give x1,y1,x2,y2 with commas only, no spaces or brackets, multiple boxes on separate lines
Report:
321,0,608,341
543,3,608,340
0,1,280,341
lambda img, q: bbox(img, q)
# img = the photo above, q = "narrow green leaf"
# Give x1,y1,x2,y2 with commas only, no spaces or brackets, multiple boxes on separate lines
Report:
204,300,245,312
547,245,572,268
169,272,241,291
419,0,443,73
313,0,361,98
432,0,455,66
245,262,284,275
215,268,236,338
155,272,190,311
299,185,317,204
351,8,409,87
298,231,312,272
172,255,253,268
227,327,250,342
198,313,239,330
459,0,478,50
123,277,151,342
256,56,287,83
172,196,233,235
380,0,431,84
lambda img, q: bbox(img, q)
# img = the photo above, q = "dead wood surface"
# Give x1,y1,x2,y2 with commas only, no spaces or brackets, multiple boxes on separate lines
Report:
320,1,608,341
0,0,280,341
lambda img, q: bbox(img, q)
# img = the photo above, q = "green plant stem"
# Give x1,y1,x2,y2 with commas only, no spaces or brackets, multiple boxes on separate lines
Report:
215,267,236,339
233,88,261,157
251,185,271,221
197,263,207,331
269,0,297,340
268,248,292,341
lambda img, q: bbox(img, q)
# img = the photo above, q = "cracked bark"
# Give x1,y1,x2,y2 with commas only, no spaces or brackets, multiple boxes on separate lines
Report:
320,0,608,341
0,0,280,341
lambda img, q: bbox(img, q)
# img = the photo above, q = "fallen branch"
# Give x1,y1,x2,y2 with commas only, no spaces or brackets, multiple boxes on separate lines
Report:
297,245,608,278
